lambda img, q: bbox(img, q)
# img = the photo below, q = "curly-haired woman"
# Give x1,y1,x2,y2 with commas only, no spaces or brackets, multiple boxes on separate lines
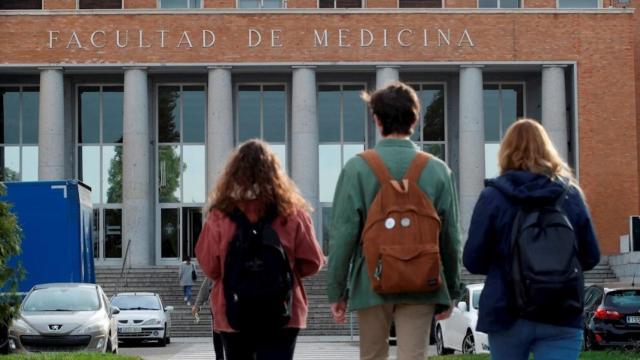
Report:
196,139,324,360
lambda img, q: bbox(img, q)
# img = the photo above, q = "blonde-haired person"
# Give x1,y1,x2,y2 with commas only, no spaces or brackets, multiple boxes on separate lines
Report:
463,119,600,360
195,139,324,360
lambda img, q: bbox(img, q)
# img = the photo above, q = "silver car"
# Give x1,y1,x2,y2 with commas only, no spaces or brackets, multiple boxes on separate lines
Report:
110,292,173,346
8,283,119,354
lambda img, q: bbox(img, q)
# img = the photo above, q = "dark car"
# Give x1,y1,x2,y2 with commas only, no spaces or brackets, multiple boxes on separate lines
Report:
583,284,640,350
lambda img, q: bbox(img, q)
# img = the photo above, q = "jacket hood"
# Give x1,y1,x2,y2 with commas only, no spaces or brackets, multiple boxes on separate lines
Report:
486,171,567,204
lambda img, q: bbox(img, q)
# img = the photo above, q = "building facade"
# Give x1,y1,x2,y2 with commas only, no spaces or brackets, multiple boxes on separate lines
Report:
0,0,638,267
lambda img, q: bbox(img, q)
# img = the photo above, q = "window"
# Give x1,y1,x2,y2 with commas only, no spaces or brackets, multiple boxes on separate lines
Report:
77,86,123,260
557,0,599,8
318,84,368,253
238,0,284,8
236,84,287,169
0,0,41,9
408,84,447,162
483,83,524,178
399,0,442,8
159,0,201,8
0,87,39,182
157,85,206,260
319,0,363,8
478,0,520,8
78,0,122,9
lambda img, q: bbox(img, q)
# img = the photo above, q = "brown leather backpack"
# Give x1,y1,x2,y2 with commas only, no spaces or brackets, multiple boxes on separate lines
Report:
360,150,442,294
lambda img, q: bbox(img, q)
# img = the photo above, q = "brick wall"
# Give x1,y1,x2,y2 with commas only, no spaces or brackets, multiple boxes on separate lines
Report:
367,0,397,7
446,0,476,7
287,0,318,8
524,0,555,8
204,0,235,7
0,11,637,254
125,0,157,8
44,0,75,9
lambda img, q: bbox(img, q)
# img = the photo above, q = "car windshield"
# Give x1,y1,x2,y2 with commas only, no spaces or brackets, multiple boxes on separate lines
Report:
472,290,481,309
111,295,161,310
604,290,640,310
22,287,100,312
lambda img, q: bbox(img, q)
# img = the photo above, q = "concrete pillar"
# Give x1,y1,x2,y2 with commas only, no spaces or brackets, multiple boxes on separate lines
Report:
38,67,65,180
122,67,152,266
458,65,485,234
291,66,319,225
375,66,400,142
206,66,234,192
542,65,569,161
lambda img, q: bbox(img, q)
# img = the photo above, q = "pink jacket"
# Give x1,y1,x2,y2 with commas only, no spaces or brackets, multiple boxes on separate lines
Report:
195,201,325,333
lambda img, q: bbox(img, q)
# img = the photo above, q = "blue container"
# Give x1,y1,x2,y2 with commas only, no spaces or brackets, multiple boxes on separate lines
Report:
1,180,95,294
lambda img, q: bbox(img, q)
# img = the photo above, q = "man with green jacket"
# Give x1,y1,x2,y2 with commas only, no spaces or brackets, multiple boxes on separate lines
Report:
327,82,463,360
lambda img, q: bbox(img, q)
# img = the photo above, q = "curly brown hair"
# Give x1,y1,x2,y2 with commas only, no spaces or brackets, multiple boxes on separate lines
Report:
204,139,311,217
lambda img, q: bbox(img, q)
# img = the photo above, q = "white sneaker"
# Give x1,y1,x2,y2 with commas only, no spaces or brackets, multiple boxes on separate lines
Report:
184,296,187,302
187,301,191,306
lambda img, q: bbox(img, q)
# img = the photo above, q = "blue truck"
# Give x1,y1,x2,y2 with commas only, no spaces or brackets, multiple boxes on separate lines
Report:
1,180,95,293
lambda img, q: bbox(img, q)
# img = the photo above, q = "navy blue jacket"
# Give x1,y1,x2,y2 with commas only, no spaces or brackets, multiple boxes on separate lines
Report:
463,171,601,333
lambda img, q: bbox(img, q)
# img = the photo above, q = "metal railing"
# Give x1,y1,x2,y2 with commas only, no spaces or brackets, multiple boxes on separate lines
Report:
115,239,132,294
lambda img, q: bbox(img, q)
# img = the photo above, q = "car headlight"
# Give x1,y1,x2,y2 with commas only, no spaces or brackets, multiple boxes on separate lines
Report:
10,318,36,335
76,322,107,335
142,318,162,326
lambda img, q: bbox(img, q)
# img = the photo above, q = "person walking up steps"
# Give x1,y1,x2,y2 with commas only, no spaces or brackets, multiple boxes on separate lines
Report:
179,257,196,306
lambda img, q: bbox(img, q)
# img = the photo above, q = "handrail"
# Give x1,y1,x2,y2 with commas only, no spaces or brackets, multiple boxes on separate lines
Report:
115,239,132,294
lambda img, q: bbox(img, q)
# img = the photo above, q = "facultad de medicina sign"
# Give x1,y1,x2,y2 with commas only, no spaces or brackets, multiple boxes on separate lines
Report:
47,28,475,50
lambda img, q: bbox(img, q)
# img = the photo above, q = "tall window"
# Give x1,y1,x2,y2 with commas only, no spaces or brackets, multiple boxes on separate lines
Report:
77,86,124,260
483,83,524,178
318,84,367,252
78,0,122,9
157,85,206,260
557,0,599,8
159,0,201,8
399,0,442,7
408,83,447,161
236,84,287,169
0,87,38,182
319,0,362,8
478,0,520,7
0,0,41,9
238,0,284,8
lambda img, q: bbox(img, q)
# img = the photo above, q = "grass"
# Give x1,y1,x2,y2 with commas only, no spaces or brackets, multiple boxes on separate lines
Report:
4,354,141,360
432,351,640,360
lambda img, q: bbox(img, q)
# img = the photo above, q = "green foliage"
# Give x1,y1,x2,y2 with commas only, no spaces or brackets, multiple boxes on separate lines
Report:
106,146,123,204
4,354,140,360
0,183,23,324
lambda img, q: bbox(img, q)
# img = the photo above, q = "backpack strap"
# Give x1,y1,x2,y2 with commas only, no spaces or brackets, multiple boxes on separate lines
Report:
404,152,431,183
359,150,393,184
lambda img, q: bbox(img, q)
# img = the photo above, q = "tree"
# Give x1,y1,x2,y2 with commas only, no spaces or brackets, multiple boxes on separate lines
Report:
0,183,23,353
106,145,122,204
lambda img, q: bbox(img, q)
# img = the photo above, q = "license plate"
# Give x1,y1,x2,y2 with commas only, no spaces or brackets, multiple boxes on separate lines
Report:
119,326,142,333
627,316,640,324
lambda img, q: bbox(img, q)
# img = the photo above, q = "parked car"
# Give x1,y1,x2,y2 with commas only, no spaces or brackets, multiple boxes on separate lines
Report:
435,283,489,354
583,284,640,350
110,292,173,346
8,283,119,354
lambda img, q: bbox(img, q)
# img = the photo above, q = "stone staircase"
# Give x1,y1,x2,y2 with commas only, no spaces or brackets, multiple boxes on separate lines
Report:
96,258,618,338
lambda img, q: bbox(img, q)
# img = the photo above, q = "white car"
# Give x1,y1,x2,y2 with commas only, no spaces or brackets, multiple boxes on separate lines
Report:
110,292,173,346
8,283,119,354
435,283,489,355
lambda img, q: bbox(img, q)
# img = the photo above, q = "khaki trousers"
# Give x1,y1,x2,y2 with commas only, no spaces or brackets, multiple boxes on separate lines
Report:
357,303,435,360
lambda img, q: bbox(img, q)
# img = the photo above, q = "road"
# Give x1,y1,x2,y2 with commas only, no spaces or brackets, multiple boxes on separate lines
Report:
119,337,439,359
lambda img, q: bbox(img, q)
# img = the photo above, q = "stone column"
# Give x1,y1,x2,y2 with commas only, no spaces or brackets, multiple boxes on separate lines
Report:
291,66,319,226
38,67,65,180
122,67,152,266
206,66,234,193
375,66,400,142
542,65,569,161
458,65,485,235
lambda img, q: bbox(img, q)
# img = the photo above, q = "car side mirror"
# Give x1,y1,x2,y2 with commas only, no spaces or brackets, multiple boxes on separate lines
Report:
457,301,468,312
165,306,174,312
111,306,120,315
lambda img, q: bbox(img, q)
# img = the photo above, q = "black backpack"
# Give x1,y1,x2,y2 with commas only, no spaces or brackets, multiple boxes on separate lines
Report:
509,187,584,322
223,208,293,332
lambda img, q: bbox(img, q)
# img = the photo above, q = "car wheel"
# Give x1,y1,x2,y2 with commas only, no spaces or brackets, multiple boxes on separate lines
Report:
435,325,454,355
158,325,167,347
462,331,475,354
584,330,601,351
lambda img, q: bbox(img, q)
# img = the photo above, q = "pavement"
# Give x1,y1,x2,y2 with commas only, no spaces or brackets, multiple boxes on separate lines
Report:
119,336,438,359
